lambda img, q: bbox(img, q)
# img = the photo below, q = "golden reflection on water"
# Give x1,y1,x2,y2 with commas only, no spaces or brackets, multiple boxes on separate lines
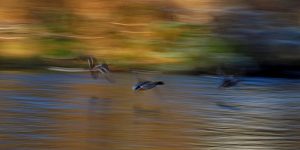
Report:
0,72,300,150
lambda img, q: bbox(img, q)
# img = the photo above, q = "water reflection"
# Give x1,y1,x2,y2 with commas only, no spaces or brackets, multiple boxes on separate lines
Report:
0,72,300,149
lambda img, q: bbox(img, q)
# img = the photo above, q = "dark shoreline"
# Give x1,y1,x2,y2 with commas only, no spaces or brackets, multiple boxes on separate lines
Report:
1,67,299,79
1,56,300,79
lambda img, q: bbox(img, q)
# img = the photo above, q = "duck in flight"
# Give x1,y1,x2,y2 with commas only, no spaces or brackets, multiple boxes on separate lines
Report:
48,55,112,81
131,70,165,91
86,56,110,79
132,81,164,91
217,67,241,88
219,75,240,88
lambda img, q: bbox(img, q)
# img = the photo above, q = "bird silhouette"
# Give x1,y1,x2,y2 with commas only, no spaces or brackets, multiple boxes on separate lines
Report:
131,70,164,91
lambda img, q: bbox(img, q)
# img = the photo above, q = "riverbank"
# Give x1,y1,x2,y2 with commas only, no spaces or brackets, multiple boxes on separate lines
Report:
1,56,299,79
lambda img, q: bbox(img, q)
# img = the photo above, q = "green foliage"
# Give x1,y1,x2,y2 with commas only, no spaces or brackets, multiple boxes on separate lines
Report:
39,37,80,58
148,21,236,71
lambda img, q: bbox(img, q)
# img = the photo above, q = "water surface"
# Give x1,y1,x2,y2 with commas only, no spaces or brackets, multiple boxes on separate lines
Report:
0,71,300,150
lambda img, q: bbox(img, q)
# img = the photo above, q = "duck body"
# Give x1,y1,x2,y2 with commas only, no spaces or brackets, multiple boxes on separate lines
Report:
94,64,110,73
219,76,240,88
132,81,164,91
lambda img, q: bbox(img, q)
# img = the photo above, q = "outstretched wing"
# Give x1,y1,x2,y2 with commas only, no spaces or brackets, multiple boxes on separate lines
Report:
48,67,91,72
87,56,97,69
48,66,105,73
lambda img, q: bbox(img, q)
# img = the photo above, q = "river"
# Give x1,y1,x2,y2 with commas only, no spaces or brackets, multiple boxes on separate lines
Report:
0,71,300,150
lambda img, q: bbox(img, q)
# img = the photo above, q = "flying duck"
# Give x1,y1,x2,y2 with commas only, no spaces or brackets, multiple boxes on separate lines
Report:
131,70,165,91
86,56,110,79
217,67,242,88
219,75,240,88
132,81,164,91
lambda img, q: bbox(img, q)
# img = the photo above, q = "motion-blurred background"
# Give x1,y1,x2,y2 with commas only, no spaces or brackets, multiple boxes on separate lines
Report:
1,1,300,150
0,0,299,77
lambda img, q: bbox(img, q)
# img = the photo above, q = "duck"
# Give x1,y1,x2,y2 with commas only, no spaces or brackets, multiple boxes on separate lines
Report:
219,75,240,88
132,81,164,91
216,67,242,88
47,55,112,82
86,56,110,79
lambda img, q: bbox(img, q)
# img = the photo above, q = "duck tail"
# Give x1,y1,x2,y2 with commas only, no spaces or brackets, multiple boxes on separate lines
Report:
155,81,164,85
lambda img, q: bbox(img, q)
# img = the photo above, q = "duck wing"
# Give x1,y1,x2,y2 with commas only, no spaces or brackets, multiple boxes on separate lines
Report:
87,56,98,69
101,63,110,72
48,67,91,72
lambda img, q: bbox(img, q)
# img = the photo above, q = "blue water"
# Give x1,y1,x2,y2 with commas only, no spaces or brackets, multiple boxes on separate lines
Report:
0,71,300,149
